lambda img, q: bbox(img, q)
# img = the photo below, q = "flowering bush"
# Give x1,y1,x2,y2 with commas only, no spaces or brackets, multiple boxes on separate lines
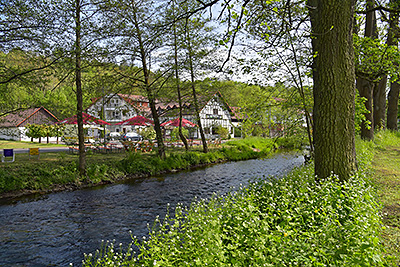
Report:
83,136,386,266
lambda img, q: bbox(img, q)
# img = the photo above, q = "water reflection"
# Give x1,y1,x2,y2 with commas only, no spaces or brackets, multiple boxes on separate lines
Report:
0,154,303,266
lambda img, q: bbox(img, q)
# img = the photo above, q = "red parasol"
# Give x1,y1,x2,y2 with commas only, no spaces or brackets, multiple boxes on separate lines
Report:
115,115,154,126
59,112,111,125
161,118,197,128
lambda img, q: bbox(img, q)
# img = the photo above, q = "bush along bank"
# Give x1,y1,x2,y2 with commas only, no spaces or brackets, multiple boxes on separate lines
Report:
0,137,285,198
118,141,275,176
82,137,386,266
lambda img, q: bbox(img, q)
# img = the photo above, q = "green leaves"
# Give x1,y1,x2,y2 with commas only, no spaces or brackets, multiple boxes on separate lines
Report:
354,34,400,82
84,138,386,266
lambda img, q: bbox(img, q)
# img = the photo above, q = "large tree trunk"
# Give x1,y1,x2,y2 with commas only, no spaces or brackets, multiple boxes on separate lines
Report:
309,0,357,181
75,0,86,176
387,0,400,130
357,0,376,140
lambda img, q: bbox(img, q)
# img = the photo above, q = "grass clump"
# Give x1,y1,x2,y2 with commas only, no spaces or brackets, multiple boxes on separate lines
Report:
83,138,386,266
368,130,400,265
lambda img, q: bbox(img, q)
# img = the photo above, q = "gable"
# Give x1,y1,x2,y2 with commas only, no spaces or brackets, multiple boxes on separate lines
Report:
0,107,59,127
86,93,151,118
200,96,231,121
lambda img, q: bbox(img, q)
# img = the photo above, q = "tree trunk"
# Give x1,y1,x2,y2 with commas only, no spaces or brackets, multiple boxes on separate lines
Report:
75,0,86,176
357,0,376,140
387,82,400,130
357,79,374,140
132,2,165,159
186,32,208,153
308,0,357,181
386,0,400,130
374,76,387,129
172,6,189,151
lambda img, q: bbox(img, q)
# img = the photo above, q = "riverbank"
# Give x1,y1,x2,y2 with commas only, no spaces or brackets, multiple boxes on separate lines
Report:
370,131,400,265
83,132,392,266
0,137,302,201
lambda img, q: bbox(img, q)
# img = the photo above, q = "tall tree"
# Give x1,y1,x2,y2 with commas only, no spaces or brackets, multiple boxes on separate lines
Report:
356,0,377,140
172,3,189,151
386,0,400,130
308,0,357,181
74,0,86,176
106,0,166,158
185,18,209,153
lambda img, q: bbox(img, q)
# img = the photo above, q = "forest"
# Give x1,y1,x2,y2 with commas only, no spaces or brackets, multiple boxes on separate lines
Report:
1,0,400,180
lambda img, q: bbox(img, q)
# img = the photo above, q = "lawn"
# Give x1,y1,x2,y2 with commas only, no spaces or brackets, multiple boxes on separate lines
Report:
372,141,400,265
0,140,65,149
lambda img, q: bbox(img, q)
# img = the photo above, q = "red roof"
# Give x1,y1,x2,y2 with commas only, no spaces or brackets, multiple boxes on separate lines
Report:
115,115,154,126
161,118,197,128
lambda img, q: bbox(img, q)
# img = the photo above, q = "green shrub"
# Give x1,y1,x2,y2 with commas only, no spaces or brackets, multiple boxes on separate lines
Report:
119,152,150,174
214,125,229,139
171,128,189,141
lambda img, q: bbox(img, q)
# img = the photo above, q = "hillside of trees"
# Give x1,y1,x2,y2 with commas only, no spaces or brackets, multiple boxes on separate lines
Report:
2,0,400,180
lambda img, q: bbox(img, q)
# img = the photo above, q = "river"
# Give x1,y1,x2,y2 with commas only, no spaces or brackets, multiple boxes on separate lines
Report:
0,153,303,266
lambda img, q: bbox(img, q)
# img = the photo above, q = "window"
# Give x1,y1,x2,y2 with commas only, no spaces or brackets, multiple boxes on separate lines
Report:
213,108,218,115
113,111,121,120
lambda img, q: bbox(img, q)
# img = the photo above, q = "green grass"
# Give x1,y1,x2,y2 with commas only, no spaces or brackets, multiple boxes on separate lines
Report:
0,137,300,196
370,131,400,265
0,140,65,149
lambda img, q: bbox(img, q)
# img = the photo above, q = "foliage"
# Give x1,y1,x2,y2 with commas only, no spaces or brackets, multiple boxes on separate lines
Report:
353,35,400,83
25,124,47,140
137,127,156,140
213,125,229,139
225,136,275,152
355,92,371,136
118,137,276,175
171,127,189,141
25,124,65,142
83,137,386,266
0,151,122,194
0,137,282,194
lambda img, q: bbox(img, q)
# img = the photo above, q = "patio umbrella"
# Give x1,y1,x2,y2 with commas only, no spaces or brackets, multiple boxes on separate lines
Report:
115,115,154,126
59,112,111,125
161,118,197,128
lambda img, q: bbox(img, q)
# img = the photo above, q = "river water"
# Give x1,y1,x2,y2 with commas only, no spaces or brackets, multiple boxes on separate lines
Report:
0,153,303,266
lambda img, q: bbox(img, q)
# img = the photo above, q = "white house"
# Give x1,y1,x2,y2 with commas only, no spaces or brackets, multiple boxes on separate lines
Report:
85,91,240,139
0,107,59,141
158,92,240,139
86,93,150,133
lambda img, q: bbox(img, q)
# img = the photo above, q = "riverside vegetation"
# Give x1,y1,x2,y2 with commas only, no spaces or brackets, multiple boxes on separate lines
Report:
0,136,300,198
82,131,400,266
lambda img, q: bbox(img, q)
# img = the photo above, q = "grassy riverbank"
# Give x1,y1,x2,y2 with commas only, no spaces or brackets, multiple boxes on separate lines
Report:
371,131,400,265
83,131,400,266
0,137,299,199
